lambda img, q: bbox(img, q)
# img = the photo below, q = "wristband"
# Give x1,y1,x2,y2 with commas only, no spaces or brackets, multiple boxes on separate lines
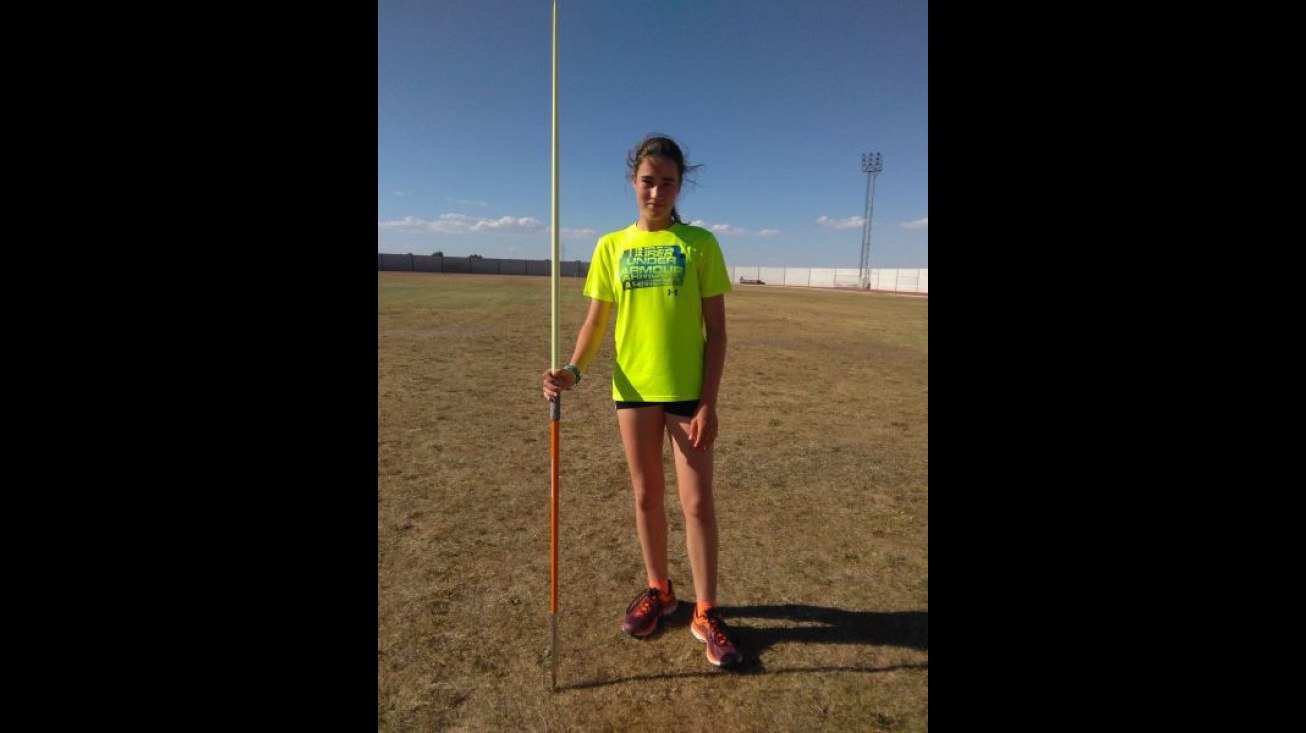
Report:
562,364,582,385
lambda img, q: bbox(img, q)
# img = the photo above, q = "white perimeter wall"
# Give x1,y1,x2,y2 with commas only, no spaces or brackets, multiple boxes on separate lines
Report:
378,255,926,294
729,266,928,294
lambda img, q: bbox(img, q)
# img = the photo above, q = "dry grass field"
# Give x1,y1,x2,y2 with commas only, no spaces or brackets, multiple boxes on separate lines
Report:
378,271,928,732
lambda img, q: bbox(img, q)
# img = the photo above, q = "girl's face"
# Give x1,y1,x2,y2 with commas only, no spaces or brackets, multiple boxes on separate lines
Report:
632,156,681,227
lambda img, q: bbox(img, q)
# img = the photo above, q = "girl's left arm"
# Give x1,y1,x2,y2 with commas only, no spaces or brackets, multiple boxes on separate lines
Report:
699,295,727,410
690,295,727,450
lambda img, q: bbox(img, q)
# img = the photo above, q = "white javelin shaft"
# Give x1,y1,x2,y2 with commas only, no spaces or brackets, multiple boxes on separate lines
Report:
550,0,560,370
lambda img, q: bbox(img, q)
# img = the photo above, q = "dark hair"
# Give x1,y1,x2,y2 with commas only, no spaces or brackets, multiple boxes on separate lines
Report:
626,134,702,224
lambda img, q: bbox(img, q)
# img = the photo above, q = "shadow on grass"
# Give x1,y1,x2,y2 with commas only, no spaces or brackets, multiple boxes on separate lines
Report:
562,604,927,691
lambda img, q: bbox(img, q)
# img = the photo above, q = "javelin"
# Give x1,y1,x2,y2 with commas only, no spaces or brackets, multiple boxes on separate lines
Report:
548,0,561,693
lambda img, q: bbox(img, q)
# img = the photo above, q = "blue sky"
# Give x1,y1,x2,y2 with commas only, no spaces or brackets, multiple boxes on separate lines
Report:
378,0,927,269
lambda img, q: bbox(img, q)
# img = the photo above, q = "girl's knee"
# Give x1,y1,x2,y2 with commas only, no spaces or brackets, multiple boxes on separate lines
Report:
631,482,666,513
679,491,716,521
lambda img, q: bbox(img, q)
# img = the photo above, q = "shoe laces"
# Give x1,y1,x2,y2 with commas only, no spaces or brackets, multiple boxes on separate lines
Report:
698,608,733,646
627,587,662,616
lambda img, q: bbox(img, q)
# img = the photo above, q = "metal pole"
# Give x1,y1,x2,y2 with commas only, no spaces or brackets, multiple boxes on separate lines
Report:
858,152,883,290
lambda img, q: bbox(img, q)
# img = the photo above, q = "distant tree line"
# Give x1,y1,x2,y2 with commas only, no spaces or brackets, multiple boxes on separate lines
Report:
410,252,484,259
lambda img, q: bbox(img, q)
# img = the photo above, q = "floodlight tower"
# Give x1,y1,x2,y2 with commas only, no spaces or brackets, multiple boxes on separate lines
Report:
858,152,883,290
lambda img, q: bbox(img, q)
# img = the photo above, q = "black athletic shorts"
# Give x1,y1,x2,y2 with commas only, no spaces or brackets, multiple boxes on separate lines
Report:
614,400,700,417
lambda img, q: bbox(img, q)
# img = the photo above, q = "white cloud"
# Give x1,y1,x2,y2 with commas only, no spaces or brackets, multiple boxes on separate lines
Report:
377,215,429,232
378,214,544,234
900,217,928,230
394,190,407,196
688,220,779,237
468,215,543,232
817,215,864,230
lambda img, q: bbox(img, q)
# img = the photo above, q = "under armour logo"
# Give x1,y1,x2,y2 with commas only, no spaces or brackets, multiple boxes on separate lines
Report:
667,288,679,296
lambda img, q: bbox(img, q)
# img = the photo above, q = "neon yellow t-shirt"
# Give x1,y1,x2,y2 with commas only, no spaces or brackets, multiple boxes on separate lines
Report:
584,223,732,402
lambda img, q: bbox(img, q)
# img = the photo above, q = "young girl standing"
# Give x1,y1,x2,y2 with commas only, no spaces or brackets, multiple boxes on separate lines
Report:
541,134,741,667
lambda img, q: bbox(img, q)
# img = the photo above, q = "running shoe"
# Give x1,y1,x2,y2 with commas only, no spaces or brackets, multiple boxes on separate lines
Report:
621,581,678,637
691,607,742,667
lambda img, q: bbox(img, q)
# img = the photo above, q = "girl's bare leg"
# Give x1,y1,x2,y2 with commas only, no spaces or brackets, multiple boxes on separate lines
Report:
666,414,718,605
618,406,671,587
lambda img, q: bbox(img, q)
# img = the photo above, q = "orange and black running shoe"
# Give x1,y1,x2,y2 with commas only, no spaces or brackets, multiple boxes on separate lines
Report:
691,607,742,667
621,581,678,637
